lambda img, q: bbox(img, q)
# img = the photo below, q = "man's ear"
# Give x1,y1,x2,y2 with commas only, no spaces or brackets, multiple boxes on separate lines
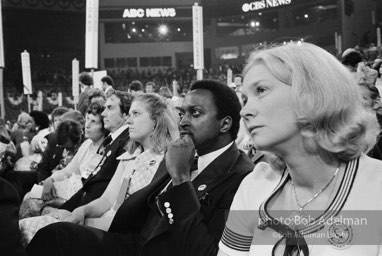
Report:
220,116,232,133
123,113,129,121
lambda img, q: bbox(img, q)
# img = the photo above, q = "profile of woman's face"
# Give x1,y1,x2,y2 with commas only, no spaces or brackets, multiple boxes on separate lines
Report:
84,113,104,141
127,100,155,145
240,64,300,153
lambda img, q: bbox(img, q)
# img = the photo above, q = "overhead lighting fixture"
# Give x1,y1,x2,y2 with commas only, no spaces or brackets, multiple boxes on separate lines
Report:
158,24,168,35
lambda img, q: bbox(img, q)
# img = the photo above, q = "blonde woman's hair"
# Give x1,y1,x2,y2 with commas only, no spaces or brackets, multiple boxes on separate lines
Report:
126,93,179,154
244,42,380,162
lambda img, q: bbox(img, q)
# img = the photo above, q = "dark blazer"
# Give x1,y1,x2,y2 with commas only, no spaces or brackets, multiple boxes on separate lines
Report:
134,143,253,256
27,143,253,256
78,87,91,116
0,177,27,256
36,132,64,183
60,127,130,211
27,160,170,256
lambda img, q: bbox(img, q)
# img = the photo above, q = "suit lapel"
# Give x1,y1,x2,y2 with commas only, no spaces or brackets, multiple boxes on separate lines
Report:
108,160,170,233
83,128,129,186
192,143,239,199
144,143,240,243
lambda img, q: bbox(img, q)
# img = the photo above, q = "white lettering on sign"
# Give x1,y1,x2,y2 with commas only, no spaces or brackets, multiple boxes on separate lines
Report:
123,8,176,18
242,0,291,12
123,8,145,18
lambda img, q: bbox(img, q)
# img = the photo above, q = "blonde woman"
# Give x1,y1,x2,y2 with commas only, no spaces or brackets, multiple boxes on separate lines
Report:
65,93,179,229
21,94,179,244
219,43,382,255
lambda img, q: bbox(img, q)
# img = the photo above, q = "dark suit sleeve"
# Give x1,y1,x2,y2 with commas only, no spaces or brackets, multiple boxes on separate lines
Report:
156,175,246,256
0,177,27,256
60,130,129,212
36,134,60,183
78,90,90,116
36,144,54,183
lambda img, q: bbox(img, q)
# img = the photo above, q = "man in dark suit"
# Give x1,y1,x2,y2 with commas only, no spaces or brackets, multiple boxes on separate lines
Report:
27,80,254,256
78,72,93,116
101,75,115,98
59,90,132,211
0,177,26,256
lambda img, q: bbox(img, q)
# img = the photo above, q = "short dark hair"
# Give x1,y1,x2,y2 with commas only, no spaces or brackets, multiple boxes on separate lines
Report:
129,80,143,92
342,50,363,68
61,110,85,130
29,111,50,130
56,119,82,146
101,76,114,86
51,107,69,119
88,88,106,103
79,72,93,86
191,79,241,140
111,90,133,115
145,81,155,91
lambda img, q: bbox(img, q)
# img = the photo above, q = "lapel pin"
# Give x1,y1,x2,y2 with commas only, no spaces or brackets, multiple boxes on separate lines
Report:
198,184,207,191
149,160,156,166
106,150,111,157
328,222,354,249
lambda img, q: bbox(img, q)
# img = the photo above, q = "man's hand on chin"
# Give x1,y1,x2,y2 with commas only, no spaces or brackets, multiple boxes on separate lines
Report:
165,134,195,186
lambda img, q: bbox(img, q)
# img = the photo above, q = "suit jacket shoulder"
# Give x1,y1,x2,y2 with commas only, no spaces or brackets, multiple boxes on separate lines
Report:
143,143,254,256
109,160,171,234
61,128,130,211
36,132,64,182
83,127,130,187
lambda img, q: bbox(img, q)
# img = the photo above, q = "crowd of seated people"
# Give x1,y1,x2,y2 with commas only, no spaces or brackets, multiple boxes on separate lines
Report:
19,93,179,244
1,42,382,256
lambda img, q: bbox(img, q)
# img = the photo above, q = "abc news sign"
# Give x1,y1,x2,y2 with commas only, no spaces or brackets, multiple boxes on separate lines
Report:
123,8,176,18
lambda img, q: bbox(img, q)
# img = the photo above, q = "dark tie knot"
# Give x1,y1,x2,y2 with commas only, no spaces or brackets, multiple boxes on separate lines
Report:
97,135,112,155
190,155,199,172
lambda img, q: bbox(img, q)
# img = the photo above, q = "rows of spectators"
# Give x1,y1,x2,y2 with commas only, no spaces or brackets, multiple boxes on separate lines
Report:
0,42,382,255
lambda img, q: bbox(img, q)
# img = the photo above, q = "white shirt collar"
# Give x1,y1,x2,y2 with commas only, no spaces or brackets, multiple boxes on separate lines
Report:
105,86,113,93
109,124,129,141
195,141,234,178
